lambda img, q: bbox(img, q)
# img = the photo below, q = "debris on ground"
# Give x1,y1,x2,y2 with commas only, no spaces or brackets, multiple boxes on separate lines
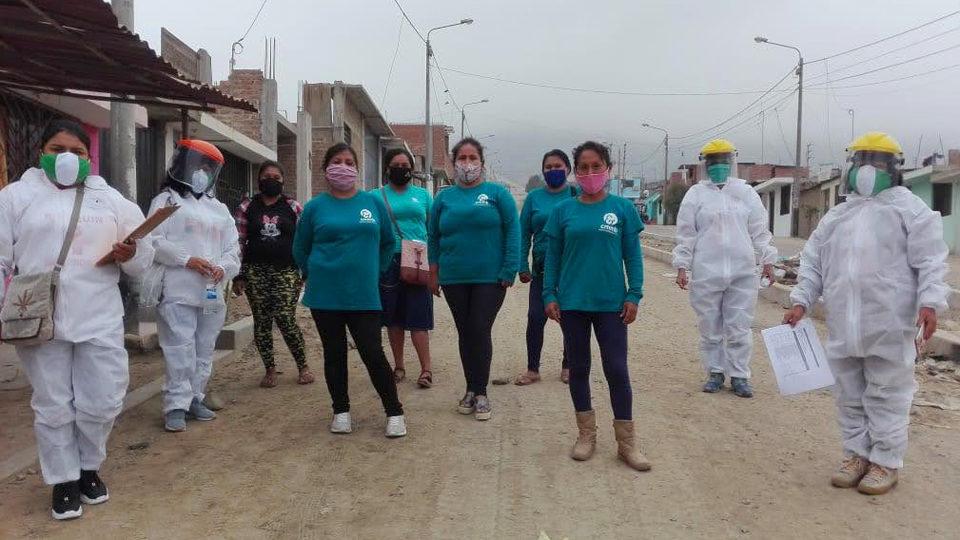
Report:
491,377,512,385
127,441,150,451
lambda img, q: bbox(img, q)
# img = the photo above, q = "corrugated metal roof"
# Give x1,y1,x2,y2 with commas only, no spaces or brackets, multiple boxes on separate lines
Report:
0,0,256,112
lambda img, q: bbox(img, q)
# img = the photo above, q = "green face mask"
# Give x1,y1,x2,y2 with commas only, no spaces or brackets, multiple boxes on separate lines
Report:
40,152,91,187
847,165,892,196
707,163,731,184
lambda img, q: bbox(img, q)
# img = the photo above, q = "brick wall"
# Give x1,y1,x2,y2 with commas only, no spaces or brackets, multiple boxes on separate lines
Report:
390,123,453,177
215,70,264,142
277,135,298,198
949,149,960,169
310,128,335,195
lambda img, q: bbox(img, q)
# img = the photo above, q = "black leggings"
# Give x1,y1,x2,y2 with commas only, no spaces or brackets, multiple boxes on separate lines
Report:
310,310,403,416
442,284,507,396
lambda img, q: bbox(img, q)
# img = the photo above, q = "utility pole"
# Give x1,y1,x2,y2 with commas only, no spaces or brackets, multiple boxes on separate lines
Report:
460,99,489,139
641,122,669,185
425,19,473,194
110,0,136,202
806,143,814,172
760,110,765,163
847,109,855,141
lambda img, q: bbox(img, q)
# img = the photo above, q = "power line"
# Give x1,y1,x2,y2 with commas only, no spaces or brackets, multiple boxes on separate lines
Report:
440,66,796,97
675,89,799,153
673,68,795,140
808,9,960,63
380,16,405,115
392,0,426,43
774,108,794,162
807,61,960,90
237,0,269,43
818,42,960,85
806,25,960,83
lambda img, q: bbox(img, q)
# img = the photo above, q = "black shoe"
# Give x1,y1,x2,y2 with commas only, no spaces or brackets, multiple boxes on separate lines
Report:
702,372,725,393
79,470,110,505
730,377,754,398
51,481,83,520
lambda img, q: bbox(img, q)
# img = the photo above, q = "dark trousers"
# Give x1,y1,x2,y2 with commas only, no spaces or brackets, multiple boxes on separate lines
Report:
527,277,568,372
247,265,307,370
560,311,633,420
442,284,507,396
310,310,403,416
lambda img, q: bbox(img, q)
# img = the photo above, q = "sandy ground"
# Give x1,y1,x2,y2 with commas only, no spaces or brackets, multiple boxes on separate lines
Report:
1,256,959,539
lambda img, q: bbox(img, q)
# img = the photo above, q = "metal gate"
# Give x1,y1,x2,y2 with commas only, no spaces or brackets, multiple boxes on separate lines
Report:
216,148,251,213
0,90,62,187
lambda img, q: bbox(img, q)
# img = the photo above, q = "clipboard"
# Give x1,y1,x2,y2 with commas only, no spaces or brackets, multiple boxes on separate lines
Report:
96,205,180,266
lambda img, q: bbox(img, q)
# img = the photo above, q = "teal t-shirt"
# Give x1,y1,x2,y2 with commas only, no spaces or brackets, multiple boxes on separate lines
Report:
520,185,577,276
293,191,396,310
428,182,520,285
543,194,644,312
373,183,432,252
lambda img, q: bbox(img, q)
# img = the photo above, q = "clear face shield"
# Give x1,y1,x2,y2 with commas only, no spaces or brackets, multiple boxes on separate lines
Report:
168,145,224,195
697,152,738,185
842,150,902,197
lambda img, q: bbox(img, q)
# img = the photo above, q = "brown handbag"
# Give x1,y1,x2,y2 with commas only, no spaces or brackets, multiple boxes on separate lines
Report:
380,189,431,287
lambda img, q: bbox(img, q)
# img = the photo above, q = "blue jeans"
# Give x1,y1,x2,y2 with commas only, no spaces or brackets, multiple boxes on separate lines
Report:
527,277,568,372
560,311,632,420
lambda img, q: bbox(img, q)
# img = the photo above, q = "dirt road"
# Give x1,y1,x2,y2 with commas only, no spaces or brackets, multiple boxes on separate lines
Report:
2,257,959,539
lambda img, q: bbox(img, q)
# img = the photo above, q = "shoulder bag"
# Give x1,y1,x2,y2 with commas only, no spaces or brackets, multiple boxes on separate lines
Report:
380,189,431,287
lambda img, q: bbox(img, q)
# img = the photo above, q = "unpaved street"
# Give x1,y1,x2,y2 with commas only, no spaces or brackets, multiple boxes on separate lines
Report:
2,256,959,539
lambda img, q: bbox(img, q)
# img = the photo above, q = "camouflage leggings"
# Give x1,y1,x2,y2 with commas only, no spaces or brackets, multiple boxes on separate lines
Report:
245,264,308,370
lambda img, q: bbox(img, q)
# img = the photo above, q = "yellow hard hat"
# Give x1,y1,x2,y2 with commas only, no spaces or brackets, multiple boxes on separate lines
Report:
699,139,737,158
847,132,902,155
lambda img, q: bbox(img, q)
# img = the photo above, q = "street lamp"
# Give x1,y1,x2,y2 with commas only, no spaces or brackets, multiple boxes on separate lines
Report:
477,134,495,141
641,122,669,186
847,109,855,141
755,35,803,237
461,98,489,138
425,18,473,193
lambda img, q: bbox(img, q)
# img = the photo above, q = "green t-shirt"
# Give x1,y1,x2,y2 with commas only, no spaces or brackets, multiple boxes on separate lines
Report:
374,184,432,252
293,191,396,310
520,185,577,276
427,182,520,285
543,194,644,312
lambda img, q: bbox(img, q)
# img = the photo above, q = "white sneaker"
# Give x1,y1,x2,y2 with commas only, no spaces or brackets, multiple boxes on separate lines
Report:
330,412,352,434
385,415,407,438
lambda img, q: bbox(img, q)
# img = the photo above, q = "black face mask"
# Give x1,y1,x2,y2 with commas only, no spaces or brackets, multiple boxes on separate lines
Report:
387,166,412,186
259,179,283,197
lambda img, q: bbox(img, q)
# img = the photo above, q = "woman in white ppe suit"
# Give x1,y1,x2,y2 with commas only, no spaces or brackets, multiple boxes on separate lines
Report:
673,139,776,398
149,139,240,433
0,120,154,520
785,132,948,496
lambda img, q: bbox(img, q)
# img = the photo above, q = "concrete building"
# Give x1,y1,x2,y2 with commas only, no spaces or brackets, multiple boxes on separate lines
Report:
905,149,960,253
390,123,455,185
302,82,399,195
797,169,843,238
672,162,808,186
754,177,795,238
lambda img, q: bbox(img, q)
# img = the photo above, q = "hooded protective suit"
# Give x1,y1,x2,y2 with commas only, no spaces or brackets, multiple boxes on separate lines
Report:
149,188,240,414
790,186,948,468
0,168,154,485
672,177,777,378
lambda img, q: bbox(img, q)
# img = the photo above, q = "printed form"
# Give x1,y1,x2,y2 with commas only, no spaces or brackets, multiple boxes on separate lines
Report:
761,319,835,395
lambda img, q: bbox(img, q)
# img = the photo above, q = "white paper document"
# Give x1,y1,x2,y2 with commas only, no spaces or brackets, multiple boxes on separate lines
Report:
761,320,834,395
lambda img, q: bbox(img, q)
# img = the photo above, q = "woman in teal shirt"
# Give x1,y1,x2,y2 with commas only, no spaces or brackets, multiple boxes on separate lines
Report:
293,143,406,438
515,149,576,386
543,141,650,472
375,148,435,388
428,137,520,421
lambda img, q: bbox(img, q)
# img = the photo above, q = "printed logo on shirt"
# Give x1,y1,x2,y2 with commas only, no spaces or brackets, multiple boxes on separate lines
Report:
360,208,376,223
260,215,280,241
600,212,620,235
475,193,491,207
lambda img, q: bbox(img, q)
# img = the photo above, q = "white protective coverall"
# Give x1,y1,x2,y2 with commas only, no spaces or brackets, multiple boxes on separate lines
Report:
672,178,777,378
791,186,948,469
0,168,155,485
149,188,240,414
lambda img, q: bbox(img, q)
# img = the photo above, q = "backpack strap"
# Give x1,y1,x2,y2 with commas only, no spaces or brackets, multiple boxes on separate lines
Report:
54,186,85,273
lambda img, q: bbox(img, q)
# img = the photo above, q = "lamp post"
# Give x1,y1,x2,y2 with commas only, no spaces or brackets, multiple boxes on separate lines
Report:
847,109,855,141
426,18,473,193
460,99,489,138
641,123,669,185
755,36,803,237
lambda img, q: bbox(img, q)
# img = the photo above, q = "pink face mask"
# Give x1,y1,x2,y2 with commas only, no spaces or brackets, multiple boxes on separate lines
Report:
326,164,358,191
576,169,609,195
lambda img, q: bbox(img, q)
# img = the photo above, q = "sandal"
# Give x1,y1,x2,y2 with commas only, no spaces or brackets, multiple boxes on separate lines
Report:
560,368,570,385
394,367,406,383
515,371,541,386
417,370,433,389
260,368,278,388
297,368,316,385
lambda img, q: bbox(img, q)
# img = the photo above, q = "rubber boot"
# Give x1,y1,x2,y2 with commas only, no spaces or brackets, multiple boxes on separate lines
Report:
571,410,597,461
613,420,651,471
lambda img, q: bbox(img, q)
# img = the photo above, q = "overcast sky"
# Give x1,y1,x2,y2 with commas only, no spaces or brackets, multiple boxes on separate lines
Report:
135,0,960,183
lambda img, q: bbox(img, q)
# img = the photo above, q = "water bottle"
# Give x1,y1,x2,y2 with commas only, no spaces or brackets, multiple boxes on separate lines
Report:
203,281,219,315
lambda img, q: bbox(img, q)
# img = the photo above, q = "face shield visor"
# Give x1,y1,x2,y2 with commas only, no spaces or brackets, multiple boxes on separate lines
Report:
842,150,902,197
167,140,225,195
698,152,738,185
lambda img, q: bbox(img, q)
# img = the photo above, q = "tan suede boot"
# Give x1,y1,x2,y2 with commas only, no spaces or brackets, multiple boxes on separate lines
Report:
613,420,651,471
571,410,597,461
